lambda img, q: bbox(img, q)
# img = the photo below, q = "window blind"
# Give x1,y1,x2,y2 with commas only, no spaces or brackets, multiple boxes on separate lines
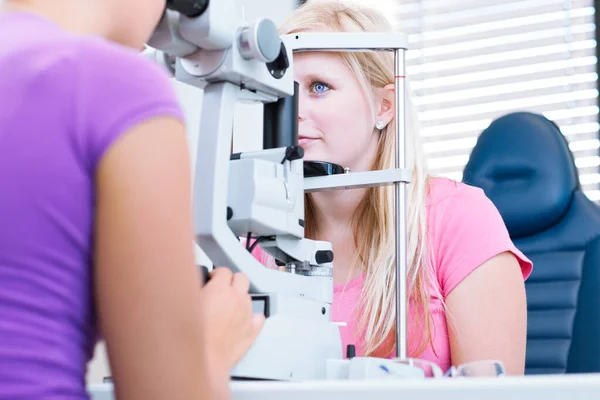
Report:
353,0,600,201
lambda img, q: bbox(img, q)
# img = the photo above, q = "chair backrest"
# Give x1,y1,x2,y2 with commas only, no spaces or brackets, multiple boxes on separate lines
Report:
462,111,600,374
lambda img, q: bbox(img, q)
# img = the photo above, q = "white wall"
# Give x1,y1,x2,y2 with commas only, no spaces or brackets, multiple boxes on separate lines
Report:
86,0,297,385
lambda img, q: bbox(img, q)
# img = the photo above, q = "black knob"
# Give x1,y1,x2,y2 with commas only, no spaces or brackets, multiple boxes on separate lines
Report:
284,145,304,162
315,250,334,264
346,344,356,359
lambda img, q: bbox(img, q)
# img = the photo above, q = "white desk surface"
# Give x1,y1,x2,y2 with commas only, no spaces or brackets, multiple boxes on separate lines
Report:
89,373,600,400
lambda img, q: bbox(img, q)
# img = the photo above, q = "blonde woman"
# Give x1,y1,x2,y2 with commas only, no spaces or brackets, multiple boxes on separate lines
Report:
251,0,533,375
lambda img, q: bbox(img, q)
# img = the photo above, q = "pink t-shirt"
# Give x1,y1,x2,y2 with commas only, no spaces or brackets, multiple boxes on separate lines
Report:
249,177,533,372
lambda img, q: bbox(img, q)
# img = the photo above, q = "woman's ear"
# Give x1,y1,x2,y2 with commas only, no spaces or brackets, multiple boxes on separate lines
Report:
374,84,395,129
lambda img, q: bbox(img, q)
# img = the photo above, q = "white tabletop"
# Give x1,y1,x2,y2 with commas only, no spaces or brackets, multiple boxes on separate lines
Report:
88,373,600,400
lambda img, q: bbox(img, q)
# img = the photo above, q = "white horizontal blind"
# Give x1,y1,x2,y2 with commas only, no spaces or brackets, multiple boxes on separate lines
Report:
390,0,600,201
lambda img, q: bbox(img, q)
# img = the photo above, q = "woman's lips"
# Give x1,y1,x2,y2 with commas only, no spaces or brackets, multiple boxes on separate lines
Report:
298,137,318,146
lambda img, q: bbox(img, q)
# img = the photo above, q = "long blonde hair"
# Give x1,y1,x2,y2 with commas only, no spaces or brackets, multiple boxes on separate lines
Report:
280,0,436,358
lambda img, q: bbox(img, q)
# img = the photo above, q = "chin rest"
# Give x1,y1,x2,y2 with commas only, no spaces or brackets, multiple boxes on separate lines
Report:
463,111,600,374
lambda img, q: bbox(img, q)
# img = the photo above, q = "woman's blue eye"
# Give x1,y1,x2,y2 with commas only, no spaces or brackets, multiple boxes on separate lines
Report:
311,82,329,95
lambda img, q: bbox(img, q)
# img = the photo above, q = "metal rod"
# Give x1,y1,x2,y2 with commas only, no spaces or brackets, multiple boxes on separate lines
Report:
394,48,408,360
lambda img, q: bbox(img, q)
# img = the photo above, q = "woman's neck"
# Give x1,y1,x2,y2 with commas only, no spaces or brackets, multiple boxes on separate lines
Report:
310,188,365,231
310,189,366,284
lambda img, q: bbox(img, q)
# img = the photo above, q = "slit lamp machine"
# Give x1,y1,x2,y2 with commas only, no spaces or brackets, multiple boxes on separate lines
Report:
142,0,414,382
